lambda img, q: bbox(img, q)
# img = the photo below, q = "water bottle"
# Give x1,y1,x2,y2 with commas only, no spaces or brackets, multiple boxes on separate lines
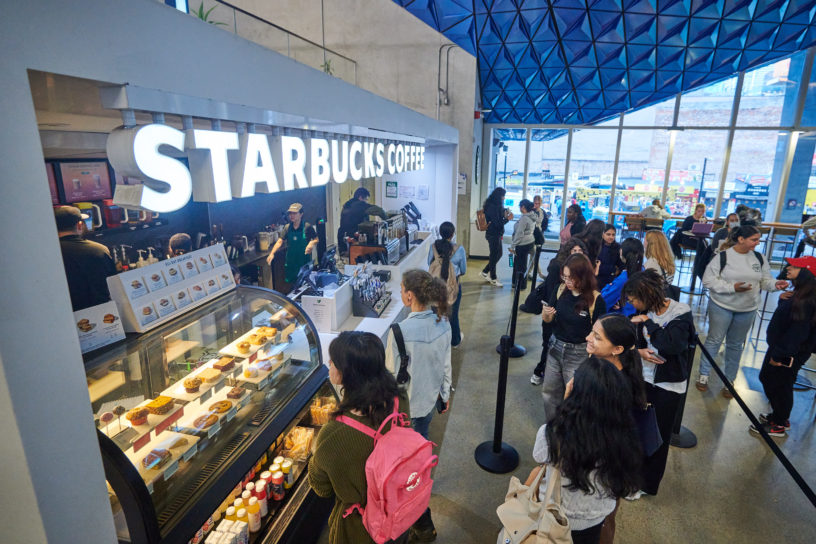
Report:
508,253,514,268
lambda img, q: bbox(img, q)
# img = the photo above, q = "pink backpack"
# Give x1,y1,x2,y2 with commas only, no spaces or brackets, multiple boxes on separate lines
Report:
336,397,438,543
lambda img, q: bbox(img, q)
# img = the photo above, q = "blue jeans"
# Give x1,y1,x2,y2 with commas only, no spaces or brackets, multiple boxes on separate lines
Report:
450,284,462,346
700,301,755,382
541,338,589,421
412,412,434,440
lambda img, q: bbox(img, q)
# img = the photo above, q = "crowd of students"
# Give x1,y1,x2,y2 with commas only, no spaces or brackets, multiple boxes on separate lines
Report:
306,200,816,544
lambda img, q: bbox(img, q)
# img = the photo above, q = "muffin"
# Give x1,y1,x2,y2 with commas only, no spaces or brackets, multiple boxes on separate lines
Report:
237,342,251,354
250,335,267,346
126,407,149,426
183,377,202,393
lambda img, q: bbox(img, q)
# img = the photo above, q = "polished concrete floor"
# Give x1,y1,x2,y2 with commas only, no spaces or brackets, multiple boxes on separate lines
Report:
322,252,816,543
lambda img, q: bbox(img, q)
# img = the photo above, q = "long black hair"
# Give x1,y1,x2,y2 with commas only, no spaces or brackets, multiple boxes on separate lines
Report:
546,357,643,498
789,268,816,324
596,315,647,409
484,187,506,209
329,331,401,428
574,219,606,263
555,238,588,263
434,221,456,281
620,237,644,277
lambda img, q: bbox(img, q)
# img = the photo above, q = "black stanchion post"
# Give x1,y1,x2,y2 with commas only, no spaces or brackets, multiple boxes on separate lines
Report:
496,270,526,357
475,334,520,473
670,341,698,448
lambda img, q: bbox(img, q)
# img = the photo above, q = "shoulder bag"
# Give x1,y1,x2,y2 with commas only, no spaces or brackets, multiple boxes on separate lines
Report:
391,323,411,386
496,464,572,544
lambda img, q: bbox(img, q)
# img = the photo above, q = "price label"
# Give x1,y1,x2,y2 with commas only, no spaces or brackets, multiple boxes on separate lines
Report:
163,460,179,479
133,432,152,453
146,481,154,495
226,407,237,422
232,366,243,379
155,407,184,436
214,380,225,394
208,420,221,438
240,395,251,409
182,444,197,462
200,388,213,403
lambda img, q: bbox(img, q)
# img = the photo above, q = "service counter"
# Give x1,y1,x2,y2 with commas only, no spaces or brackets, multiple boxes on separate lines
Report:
311,232,436,364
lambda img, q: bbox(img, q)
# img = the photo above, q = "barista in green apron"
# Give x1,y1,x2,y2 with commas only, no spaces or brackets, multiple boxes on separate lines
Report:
266,203,318,285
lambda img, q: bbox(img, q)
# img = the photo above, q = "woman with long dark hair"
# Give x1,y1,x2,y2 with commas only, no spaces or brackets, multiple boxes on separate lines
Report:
595,224,622,289
573,219,606,265
699,225,788,394
529,357,642,544
529,238,588,385
428,221,466,347
584,315,647,544
600,237,644,316
541,254,606,419
480,187,510,287
309,332,408,544
753,257,816,437
624,270,695,497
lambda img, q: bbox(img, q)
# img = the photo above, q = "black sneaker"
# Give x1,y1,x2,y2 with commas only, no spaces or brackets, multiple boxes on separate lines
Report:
759,413,790,429
749,422,787,437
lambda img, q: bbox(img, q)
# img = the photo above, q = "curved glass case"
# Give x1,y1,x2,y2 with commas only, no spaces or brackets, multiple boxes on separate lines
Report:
85,286,333,543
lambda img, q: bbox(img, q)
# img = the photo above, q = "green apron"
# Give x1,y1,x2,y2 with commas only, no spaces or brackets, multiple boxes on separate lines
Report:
284,223,311,283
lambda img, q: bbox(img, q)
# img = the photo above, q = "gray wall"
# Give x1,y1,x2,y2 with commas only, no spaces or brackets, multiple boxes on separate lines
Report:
0,1,456,542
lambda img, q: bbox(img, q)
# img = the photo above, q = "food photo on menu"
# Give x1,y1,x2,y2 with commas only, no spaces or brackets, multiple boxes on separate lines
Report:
127,277,149,299
138,302,158,326
155,296,176,318
175,288,192,309
197,254,213,272
204,276,220,295
146,271,168,292
180,259,199,279
165,264,183,285
190,283,207,301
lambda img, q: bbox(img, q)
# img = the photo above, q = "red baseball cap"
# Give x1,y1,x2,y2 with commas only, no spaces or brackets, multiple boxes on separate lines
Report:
785,256,816,274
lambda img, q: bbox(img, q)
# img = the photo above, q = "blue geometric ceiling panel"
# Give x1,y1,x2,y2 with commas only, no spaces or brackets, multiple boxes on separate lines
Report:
393,0,816,124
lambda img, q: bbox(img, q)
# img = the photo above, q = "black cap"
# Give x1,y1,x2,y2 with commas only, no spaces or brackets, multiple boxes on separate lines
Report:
54,206,89,231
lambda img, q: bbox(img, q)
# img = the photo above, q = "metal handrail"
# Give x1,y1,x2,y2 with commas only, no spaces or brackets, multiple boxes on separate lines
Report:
212,0,356,65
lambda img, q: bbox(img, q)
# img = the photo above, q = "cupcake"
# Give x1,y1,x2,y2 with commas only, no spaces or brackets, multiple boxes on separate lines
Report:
237,341,251,354
183,377,202,393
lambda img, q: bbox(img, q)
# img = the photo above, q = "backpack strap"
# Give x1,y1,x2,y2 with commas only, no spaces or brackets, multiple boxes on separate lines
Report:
556,283,565,300
589,291,600,320
753,250,764,267
391,324,411,386
335,415,377,439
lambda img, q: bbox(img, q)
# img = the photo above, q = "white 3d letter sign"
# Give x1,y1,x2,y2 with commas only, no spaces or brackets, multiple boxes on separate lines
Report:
107,124,424,212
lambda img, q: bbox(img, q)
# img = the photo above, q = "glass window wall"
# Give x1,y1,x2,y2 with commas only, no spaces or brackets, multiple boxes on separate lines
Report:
678,77,737,127
613,129,670,226
665,130,728,218
568,124,618,224
526,129,569,233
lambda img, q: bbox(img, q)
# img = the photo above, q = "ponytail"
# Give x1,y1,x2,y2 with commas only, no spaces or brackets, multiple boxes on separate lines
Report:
403,269,449,321
434,239,454,281
722,224,759,251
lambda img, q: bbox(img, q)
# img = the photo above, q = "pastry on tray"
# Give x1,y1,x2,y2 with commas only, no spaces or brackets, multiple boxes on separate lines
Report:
168,437,188,450
213,357,235,372
243,366,258,379
198,368,221,384
255,359,272,372
183,377,202,393
226,386,245,399
125,407,150,426
208,400,232,414
194,413,219,429
146,396,174,415
237,342,251,354
142,448,172,470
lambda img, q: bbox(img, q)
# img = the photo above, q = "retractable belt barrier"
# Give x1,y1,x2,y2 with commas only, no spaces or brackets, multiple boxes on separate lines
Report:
695,339,816,509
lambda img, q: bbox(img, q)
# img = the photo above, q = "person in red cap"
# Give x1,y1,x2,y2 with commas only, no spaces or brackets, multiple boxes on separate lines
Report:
751,256,816,437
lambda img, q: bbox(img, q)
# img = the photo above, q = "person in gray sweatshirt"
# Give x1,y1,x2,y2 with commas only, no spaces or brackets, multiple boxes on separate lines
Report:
510,199,536,289
699,225,789,395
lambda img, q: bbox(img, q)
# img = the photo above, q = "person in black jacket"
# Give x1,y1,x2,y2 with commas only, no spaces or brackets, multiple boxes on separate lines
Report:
337,187,387,252
753,257,816,437
572,219,606,265
596,223,622,289
669,202,706,259
479,187,511,287
624,270,696,497
529,239,588,385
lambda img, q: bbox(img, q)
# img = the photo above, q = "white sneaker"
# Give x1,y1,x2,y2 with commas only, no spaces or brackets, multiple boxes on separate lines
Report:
624,490,645,501
530,374,543,386
490,278,503,287
479,271,490,281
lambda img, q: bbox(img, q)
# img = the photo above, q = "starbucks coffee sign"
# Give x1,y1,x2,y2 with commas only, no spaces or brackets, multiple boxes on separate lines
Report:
107,124,425,213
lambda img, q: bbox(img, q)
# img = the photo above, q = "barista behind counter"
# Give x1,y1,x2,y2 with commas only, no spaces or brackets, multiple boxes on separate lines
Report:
54,206,117,311
337,187,387,253
266,203,318,286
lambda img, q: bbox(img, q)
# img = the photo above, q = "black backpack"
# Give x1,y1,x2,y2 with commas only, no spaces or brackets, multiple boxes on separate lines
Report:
705,249,764,279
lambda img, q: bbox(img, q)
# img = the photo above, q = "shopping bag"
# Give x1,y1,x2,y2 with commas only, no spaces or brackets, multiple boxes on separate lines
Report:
496,465,572,544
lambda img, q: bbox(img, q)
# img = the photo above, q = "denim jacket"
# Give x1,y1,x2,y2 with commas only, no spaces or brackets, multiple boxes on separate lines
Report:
385,310,452,418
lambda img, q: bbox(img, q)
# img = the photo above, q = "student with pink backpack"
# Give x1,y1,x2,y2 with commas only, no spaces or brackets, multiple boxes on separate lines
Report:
309,332,437,544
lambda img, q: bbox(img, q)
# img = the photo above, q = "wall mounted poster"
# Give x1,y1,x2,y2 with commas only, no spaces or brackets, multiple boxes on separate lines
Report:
399,185,415,198
417,185,429,200
386,181,398,198
46,163,59,204
59,161,112,203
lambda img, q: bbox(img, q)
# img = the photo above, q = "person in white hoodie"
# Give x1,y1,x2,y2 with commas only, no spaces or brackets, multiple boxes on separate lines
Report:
639,199,671,220
699,225,789,395
510,199,536,290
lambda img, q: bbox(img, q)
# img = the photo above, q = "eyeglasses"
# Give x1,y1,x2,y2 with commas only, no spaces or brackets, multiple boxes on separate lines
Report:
561,275,573,281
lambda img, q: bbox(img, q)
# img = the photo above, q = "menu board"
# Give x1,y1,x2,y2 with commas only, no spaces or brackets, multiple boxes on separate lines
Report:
59,161,112,203
107,245,234,333
46,163,59,205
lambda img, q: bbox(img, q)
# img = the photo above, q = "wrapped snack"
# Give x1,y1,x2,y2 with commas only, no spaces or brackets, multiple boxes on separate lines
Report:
283,426,314,460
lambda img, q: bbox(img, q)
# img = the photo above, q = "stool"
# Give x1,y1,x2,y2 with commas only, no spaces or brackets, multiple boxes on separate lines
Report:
622,215,645,239
749,291,773,352
644,218,664,232
768,227,799,265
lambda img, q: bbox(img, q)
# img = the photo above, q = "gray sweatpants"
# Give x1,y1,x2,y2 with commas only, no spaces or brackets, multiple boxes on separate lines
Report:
541,338,589,421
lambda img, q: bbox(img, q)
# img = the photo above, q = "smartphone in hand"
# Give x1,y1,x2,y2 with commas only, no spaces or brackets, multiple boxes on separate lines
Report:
436,396,447,414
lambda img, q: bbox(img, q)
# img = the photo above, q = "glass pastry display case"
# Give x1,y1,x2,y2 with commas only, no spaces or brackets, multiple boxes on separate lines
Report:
85,286,337,544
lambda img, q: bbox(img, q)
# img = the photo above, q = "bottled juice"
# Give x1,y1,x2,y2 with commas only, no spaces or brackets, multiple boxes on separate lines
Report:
254,479,268,517
236,508,248,525
225,506,237,521
247,497,261,533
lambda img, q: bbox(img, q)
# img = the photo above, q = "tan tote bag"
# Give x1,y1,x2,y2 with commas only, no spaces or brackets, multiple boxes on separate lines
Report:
496,464,572,544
